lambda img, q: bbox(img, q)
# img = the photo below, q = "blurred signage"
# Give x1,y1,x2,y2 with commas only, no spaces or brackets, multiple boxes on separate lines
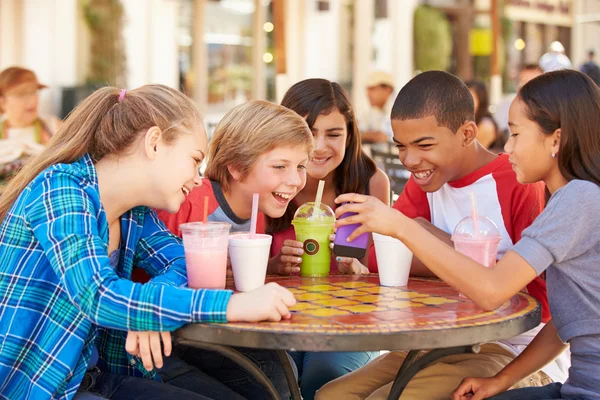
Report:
505,0,572,27
470,29,492,56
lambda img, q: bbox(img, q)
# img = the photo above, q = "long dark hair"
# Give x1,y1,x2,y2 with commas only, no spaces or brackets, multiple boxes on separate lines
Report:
267,78,377,233
519,69,600,188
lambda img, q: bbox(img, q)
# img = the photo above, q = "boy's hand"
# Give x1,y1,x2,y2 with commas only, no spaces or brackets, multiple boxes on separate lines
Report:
268,240,303,275
226,282,296,322
336,256,370,275
125,331,172,371
451,375,511,400
335,194,405,241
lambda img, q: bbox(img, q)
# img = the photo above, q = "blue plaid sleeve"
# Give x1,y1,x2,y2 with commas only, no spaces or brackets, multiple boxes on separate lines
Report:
24,172,232,329
133,210,189,288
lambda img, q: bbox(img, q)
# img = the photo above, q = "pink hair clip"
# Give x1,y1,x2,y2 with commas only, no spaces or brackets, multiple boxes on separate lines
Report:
118,89,127,103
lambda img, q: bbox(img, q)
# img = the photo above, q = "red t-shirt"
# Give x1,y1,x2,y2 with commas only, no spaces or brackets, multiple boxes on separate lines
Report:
367,154,550,322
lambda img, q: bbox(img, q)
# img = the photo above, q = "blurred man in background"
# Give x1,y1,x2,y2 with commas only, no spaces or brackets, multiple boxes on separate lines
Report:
580,49,600,86
359,71,395,148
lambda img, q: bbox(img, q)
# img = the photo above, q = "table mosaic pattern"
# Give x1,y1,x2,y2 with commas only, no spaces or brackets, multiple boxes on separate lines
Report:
224,275,538,334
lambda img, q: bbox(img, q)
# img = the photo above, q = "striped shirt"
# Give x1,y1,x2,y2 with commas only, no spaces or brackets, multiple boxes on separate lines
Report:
0,154,232,399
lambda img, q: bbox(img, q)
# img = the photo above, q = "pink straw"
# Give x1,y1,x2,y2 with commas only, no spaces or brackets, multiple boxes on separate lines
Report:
249,193,259,239
470,192,480,238
202,196,209,224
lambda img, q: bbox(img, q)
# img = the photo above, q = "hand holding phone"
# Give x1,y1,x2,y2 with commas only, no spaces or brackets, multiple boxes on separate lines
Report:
333,207,369,259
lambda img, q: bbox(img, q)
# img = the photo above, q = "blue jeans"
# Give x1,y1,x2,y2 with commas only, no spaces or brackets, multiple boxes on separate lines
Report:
76,359,244,400
289,351,377,400
174,345,295,400
489,383,567,399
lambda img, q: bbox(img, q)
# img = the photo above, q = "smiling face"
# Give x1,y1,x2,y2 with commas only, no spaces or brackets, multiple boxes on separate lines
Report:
392,116,468,192
505,98,558,184
232,145,309,218
307,110,347,180
0,81,40,126
152,126,208,213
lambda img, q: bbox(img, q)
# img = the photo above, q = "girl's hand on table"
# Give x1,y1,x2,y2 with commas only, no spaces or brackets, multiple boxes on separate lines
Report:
451,375,511,400
268,240,303,275
226,282,296,322
335,194,406,241
336,256,369,275
328,234,369,275
125,331,172,371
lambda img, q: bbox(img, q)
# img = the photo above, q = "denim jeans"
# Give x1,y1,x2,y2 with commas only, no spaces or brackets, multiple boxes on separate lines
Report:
76,346,295,400
489,383,566,400
76,358,244,400
173,344,296,400
290,351,377,400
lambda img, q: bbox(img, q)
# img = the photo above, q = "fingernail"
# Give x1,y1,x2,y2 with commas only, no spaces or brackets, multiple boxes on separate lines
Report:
297,249,303,255
336,257,341,261
297,258,302,263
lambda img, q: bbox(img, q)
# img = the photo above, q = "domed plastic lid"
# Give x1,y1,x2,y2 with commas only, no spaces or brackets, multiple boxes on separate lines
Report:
452,215,501,241
293,202,335,222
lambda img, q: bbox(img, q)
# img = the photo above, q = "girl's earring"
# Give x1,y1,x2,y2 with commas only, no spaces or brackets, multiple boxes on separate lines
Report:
551,153,557,158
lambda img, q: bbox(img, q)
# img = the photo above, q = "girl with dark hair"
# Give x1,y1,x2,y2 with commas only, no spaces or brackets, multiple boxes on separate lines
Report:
466,80,500,150
334,70,600,400
267,78,390,399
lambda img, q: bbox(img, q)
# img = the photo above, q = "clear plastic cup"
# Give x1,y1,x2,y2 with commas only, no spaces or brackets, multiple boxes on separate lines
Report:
292,202,335,277
179,222,231,289
373,233,413,287
452,215,502,268
228,233,272,292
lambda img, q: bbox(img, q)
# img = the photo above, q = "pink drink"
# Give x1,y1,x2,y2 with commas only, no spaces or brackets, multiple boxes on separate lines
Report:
185,249,228,289
453,234,500,267
179,222,231,290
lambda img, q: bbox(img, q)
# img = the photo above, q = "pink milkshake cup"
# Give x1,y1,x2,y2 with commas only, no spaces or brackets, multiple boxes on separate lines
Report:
451,215,501,268
179,222,231,289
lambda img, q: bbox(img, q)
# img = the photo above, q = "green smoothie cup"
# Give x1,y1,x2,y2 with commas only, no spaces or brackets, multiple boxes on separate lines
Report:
292,202,335,277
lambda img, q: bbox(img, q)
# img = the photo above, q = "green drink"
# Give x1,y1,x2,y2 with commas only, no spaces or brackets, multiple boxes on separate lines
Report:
292,202,335,277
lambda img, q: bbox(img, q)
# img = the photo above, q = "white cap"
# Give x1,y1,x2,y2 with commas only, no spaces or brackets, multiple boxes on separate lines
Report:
366,71,394,88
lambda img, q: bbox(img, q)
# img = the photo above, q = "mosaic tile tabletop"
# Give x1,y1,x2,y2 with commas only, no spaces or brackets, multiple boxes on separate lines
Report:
222,275,539,334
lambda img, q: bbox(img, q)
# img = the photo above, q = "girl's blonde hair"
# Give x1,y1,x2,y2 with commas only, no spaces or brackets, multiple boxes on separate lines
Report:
205,100,312,191
0,84,202,221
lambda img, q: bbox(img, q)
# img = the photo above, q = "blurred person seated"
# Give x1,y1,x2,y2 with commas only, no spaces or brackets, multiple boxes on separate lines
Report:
0,67,60,180
580,49,600,86
495,64,542,140
539,41,572,72
465,80,500,151
359,71,395,147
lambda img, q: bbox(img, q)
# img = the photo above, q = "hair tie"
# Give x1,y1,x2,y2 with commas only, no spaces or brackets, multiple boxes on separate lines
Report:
118,89,127,103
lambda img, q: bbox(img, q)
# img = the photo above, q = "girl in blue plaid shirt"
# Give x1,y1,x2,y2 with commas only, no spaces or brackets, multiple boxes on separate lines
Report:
0,85,296,400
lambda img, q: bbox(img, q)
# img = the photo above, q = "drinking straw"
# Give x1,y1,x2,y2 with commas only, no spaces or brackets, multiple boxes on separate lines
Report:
469,192,480,237
250,193,259,239
203,196,209,224
313,180,325,218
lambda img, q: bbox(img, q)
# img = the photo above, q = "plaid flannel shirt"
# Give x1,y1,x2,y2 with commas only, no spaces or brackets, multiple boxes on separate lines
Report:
0,154,232,399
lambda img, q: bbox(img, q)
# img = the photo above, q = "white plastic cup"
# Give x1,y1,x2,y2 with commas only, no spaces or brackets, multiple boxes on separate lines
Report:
373,232,413,287
228,233,272,292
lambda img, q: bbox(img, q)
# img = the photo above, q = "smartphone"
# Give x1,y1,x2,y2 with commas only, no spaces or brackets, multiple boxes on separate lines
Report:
333,210,369,259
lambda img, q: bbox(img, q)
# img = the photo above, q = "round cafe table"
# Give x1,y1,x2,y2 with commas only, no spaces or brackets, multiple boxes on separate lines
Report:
175,275,540,400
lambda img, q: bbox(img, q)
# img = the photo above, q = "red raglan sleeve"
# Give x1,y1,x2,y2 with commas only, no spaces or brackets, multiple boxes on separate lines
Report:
367,177,430,272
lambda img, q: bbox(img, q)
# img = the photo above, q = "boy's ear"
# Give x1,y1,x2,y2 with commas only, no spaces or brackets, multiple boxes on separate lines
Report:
460,121,478,146
227,164,242,181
